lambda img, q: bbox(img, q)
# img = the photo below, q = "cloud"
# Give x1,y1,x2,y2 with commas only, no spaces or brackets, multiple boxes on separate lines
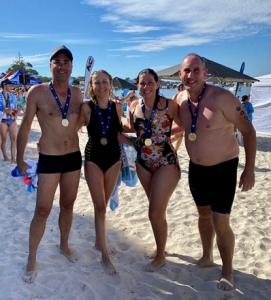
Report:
60,38,98,45
0,33,46,40
0,32,98,46
0,53,49,69
125,54,143,58
113,34,212,52
113,25,161,33
84,0,271,51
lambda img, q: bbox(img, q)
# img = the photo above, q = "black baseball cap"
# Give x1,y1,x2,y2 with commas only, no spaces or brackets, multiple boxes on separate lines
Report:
50,45,73,62
0,79,12,88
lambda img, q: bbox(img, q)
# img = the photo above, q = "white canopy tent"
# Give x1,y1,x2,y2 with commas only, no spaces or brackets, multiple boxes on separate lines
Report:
250,74,271,108
249,74,271,134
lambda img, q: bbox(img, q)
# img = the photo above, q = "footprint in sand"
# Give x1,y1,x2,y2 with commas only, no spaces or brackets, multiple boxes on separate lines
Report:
117,242,130,251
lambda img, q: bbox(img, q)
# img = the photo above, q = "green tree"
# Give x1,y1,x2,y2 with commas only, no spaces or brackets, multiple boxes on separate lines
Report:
6,53,39,77
37,76,51,83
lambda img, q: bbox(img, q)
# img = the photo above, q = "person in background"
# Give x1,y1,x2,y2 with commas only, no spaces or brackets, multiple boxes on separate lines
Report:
17,45,82,283
241,95,254,122
177,53,256,291
0,79,18,162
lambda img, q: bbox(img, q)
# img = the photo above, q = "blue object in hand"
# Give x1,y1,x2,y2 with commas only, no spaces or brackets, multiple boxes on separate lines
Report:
11,166,21,177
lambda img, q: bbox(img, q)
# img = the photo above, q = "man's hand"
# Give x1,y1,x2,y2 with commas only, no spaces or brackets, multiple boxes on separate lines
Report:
239,168,255,191
17,161,30,176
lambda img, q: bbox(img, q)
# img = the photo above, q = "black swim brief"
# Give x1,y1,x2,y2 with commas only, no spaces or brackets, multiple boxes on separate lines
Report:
37,151,82,174
188,157,239,214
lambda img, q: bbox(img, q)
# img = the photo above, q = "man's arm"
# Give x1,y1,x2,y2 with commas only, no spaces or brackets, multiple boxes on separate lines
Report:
169,99,184,129
221,91,256,191
16,86,38,174
77,102,90,130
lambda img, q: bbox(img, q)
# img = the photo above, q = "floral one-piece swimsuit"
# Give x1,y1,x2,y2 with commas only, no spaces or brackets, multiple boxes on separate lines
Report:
133,98,180,173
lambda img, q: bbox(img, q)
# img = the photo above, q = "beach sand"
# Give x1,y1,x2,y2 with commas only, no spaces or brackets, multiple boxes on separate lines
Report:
0,117,270,300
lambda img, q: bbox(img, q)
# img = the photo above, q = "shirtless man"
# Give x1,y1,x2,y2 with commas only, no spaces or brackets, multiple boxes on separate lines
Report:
176,53,256,291
16,45,83,283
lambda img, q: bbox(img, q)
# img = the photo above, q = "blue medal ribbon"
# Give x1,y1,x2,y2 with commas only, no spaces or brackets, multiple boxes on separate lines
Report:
49,82,71,121
96,100,113,139
4,93,10,109
187,83,207,134
141,100,157,139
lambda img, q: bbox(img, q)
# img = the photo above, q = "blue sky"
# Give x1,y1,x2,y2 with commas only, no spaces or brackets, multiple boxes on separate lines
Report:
0,0,270,79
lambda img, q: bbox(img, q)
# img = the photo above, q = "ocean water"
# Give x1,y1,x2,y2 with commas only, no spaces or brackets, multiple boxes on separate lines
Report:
159,87,271,135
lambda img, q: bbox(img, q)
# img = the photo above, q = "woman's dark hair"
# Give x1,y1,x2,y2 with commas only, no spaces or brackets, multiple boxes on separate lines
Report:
136,68,160,103
241,95,249,102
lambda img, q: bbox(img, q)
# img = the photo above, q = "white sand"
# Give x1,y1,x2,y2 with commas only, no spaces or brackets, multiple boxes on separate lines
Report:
0,117,270,300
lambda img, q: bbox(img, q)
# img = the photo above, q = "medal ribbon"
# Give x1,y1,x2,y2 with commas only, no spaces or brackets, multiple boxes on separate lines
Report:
188,83,207,134
141,100,157,139
96,100,113,138
4,93,10,109
49,82,71,120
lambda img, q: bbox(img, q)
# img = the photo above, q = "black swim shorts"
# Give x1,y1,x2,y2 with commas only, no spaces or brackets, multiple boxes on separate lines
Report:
188,157,239,214
37,151,82,174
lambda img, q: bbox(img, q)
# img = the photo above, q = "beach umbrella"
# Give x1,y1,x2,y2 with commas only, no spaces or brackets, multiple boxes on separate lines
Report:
113,77,137,90
157,57,258,84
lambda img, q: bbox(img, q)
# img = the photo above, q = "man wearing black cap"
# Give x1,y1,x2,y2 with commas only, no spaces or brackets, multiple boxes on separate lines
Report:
0,79,18,162
17,45,83,283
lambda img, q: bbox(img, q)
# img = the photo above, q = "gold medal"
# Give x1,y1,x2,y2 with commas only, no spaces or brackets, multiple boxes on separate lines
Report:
144,138,152,146
62,118,69,127
188,132,197,142
100,137,108,145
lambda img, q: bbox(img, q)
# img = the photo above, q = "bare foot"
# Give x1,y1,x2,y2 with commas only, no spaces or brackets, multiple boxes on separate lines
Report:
22,270,37,284
3,156,9,161
94,244,116,255
22,260,37,284
144,250,156,259
217,276,234,291
60,247,78,263
197,256,215,268
145,257,166,272
101,255,117,276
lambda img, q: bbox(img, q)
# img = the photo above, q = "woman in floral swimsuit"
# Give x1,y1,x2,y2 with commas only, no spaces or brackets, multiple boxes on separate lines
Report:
131,68,182,271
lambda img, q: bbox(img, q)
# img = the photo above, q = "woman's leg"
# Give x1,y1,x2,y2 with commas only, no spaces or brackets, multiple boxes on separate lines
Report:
84,161,120,275
0,122,9,160
8,120,17,163
147,165,180,271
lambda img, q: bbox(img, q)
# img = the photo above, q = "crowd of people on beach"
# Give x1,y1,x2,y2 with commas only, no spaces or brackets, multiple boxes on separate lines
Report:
0,45,257,292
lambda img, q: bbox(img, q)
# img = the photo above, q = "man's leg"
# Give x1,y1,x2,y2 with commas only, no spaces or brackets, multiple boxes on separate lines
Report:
58,170,80,260
0,122,9,160
213,212,235,291
8,121,17,163
196,206,215,267
24,173,59,283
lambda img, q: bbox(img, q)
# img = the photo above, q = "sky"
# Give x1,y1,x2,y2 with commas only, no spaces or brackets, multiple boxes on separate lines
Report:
0,0,270,79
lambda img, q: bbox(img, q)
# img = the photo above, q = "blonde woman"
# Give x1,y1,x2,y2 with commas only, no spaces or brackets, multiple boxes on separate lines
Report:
79,70,122,275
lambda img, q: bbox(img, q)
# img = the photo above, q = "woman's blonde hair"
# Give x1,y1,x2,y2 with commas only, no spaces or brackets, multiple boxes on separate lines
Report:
88,70,113,103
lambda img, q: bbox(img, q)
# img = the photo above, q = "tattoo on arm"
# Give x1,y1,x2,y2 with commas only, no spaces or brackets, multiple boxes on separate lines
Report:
236,106,250,122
